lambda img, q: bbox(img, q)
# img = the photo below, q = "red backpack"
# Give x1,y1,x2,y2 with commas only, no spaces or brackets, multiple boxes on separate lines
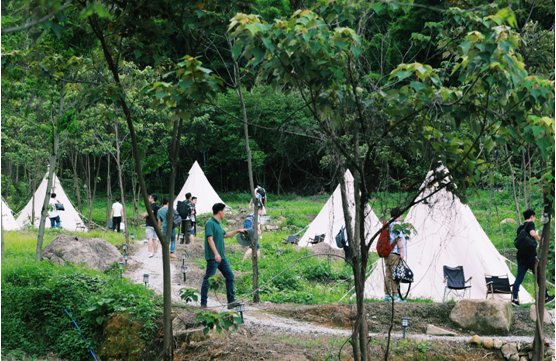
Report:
376,222,396,258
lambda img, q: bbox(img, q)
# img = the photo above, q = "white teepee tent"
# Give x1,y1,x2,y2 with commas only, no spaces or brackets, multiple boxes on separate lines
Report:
2,199,20,231
176,161,225,215
299,170,382,249
16,173,87,231
364,168,533,303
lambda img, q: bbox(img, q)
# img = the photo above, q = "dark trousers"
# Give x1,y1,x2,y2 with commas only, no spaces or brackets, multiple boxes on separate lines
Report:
180,219,192,243
112,216,122,232
512,257,548,300
49,216,61,228
200,258,235,306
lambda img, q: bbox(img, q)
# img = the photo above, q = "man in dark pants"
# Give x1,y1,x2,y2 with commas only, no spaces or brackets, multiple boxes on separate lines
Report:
200,203,245,309
180,192,192,244
511,209,554,306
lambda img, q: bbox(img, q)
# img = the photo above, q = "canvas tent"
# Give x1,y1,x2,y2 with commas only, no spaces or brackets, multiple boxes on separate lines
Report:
176,161,225,215
16,173,87,231
364,168,533,303
298,170,381,249
2,199,19,231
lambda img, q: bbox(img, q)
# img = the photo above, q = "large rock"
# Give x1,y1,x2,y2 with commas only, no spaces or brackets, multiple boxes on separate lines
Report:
501,343,519,360
449,299,513,334
530,305,553,324
43,235,122,271
173,311,208,344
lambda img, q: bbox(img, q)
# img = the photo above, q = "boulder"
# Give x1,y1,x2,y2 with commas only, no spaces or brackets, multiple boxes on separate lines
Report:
500,218,517,225
530,305,552,324
469,335,482,346
449,299,513,334
494,339,504,350
173,311,208,344
43,235,122,271
426,324,457,336
482,338,494,349
501,343,519,360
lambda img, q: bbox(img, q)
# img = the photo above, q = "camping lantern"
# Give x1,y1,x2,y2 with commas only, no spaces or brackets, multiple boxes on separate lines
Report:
143,273,149,288
123,252,128,266
233,302,245,323
181,264,187,282
181,252,187,263
130,233,135,240
122,243,128,253
401,317,411,338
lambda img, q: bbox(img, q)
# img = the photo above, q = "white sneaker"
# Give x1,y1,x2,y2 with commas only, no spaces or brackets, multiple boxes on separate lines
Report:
148,253,154,258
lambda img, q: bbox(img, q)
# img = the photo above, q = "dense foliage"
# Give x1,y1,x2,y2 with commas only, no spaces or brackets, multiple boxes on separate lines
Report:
2,262,162,360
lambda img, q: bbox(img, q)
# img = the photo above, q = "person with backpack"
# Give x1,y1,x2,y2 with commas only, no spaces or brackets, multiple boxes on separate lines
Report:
157,198,180,258
200,203,246,309
48,193,62,229
384,207,408,302
255,185,267,216
242,214,261,261
177,192,192,244
511,209,554,306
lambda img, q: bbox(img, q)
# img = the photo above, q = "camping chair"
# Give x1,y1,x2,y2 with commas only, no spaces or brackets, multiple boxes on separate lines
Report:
443,266,472,302
75,222,87,232
485,274,513,299
308,234,325,245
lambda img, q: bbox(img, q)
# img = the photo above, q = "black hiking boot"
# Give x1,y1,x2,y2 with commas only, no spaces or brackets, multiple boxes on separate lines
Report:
511,299,520,307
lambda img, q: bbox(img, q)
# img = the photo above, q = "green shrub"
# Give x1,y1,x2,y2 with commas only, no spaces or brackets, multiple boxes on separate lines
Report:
2,261,162,360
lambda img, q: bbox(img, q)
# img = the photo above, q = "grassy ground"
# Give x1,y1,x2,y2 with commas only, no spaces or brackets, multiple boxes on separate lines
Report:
4,188,553,304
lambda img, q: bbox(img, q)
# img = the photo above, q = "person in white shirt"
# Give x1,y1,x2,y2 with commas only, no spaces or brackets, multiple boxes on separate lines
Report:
110,197,124,232
48,193,61,228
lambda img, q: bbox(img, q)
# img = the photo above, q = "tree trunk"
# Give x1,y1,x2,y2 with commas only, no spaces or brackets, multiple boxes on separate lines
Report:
36,82,64,261
233,52,260,303
114,122,130,245
71,151,82,211
339,166,369,361
106,154,112,226
84,154,93,225
90,155,101,224
533,194,551,360
89,15,175,359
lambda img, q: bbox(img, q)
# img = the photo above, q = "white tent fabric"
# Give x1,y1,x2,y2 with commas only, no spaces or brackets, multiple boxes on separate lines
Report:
2,199,20,231
176,161,225,215
16,173,87,231
299,170,381,249
364,168,533,303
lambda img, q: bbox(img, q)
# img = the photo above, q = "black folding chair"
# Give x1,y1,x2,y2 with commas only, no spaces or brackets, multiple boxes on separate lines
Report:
443,265,472,302
308,234,325,244
485,274,513,299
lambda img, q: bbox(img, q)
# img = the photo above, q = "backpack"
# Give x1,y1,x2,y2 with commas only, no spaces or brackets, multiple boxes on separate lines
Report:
514,223,537,257
243,214,254,230
176,200,191,219
256,187,266,198
376,222,397,258
172,209,182,228
335,226,347,248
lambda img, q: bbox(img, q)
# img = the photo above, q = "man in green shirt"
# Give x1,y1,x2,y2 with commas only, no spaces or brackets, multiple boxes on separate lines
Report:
200,203,245,308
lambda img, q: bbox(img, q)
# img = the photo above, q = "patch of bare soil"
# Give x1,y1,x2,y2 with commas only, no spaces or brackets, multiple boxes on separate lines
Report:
262,302,554,337
174,323,504,361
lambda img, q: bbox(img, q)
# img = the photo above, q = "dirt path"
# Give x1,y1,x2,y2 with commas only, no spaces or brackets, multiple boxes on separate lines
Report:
124,239,548,347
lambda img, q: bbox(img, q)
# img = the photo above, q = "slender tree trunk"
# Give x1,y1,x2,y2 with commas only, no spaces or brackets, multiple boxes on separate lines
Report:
36,83,64,261
114,123,130,245
232,53,260,303
533,194,552,360
85,154,93,224
106,154,112,226
90,156,101,224
71,151,82,211
89,16,174,360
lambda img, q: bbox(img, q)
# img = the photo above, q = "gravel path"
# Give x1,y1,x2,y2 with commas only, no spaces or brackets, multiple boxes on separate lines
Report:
124,239,551,347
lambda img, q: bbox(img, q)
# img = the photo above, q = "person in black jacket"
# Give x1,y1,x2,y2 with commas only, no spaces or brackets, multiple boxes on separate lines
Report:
145,194,160,258
511,209,554,306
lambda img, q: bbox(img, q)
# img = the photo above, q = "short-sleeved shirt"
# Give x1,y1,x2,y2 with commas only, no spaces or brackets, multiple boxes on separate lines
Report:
157,206,170,232
517,221,537,259
48,198,59,218
112,202,123,217
389,220,407,256
205,217,226,260
146,203,160,227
